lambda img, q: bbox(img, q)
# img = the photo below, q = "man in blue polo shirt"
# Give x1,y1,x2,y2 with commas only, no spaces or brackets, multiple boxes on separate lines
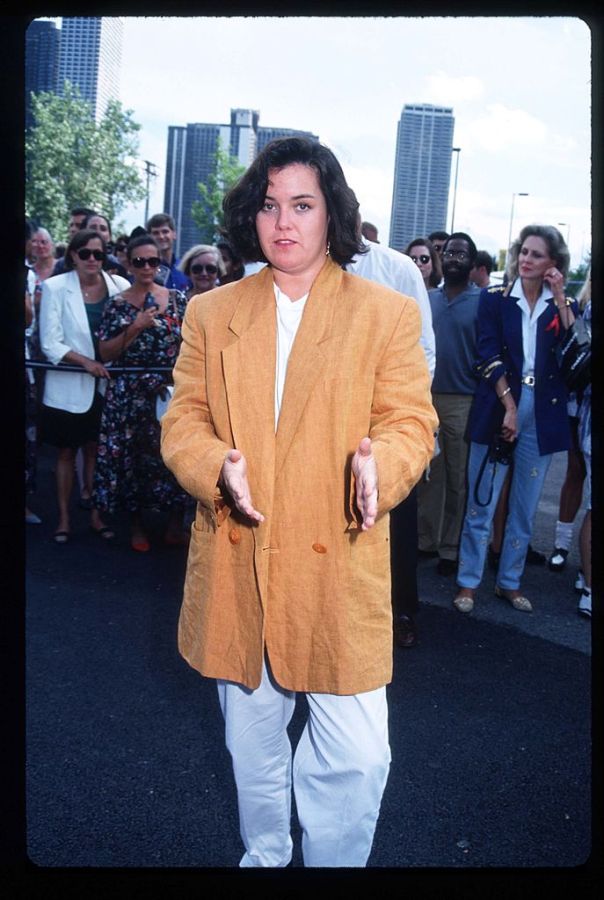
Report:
417,232,480,576
146,213,190,292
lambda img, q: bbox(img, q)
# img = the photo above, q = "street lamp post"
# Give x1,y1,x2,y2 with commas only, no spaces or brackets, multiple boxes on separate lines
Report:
450,147,461,232
558,221,571,246
506,192,529,266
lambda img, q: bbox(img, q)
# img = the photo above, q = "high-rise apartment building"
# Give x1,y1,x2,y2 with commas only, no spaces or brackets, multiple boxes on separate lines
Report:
389,104,454,251
25,19,60,129
164,108,318,255
58,17,123,121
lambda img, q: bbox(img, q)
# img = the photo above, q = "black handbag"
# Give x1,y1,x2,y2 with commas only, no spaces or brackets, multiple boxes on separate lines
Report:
555,315,591,393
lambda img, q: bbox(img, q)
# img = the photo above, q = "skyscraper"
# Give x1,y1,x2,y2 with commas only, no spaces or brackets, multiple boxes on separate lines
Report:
58,17,123,121
164,108,318,255
25,19,60,130
389,104,454,251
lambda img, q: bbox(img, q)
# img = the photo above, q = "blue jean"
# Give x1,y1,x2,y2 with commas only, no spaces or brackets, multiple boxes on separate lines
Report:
457,386,553,590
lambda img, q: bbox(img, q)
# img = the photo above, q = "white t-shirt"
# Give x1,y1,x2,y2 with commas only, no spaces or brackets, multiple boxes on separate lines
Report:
274,283,308,428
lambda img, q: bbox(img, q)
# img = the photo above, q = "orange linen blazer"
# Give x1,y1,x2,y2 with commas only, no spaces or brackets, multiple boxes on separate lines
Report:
161,258,437,694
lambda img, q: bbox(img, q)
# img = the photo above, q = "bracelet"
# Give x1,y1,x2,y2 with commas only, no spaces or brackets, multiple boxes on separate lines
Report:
498,386,511,400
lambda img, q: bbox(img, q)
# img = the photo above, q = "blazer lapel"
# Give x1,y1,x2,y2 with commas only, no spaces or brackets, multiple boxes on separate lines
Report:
221,267,277,510
66,271,94,344
275,258,343,477
503,288,524,376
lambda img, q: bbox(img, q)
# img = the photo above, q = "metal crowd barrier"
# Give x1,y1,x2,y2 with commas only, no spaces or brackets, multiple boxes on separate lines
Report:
25,361,173,374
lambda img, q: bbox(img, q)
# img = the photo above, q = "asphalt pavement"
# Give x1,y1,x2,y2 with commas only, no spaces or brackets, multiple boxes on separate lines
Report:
22,445,594,877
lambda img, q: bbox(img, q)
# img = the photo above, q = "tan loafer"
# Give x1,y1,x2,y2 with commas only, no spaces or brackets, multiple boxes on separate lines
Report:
453,593,474,613
495,586,532,612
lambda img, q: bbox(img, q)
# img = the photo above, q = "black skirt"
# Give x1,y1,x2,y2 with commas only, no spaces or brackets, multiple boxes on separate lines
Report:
39,392,104,450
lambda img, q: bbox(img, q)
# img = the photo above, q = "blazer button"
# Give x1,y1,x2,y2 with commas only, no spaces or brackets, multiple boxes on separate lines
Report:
229,528,241,545
551,398,558,405
548,374,554,380
312,542,327,554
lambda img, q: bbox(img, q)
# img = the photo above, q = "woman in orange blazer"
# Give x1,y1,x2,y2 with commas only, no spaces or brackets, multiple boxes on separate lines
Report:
161,138,437,868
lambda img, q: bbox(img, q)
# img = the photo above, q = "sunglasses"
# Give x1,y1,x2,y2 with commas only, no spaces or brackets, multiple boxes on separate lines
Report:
131,256,161,268
77,248,105,261
410,254,431,265
191,263,218,275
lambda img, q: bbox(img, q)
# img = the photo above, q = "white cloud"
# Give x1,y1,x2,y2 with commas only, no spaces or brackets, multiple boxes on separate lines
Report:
466,103,548,153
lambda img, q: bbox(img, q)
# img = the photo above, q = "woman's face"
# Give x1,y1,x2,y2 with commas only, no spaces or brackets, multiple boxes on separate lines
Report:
518,235,557,282
87,216,112,243
408,244,433,284
255,163,329,281
128,242,161,287
71,236,105,279
189,252,220,293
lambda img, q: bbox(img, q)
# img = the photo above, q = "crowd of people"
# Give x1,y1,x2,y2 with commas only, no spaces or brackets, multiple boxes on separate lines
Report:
25,193,592,627
25,137,591,869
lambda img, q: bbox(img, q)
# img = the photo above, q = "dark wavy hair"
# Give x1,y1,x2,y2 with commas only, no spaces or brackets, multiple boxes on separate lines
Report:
223,137,366,266
126,233,160,260
507,224,570,281
64,228,107,271
443,231,478,266
404,237,442,289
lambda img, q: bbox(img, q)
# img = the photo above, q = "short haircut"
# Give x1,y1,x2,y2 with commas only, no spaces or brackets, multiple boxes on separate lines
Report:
64,228,106,270
507,224,570,281
404,237,442,289
127,233,160,260
179,244,226,277
474,250,494,274
146,213,176,232
223,137,365,266
70,206,96,220
428,230,450,243
33,226,54,246
444,231,478,265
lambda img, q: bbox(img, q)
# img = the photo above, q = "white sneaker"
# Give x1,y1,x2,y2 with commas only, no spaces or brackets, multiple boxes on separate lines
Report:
578,590,591,619
574,570,586,592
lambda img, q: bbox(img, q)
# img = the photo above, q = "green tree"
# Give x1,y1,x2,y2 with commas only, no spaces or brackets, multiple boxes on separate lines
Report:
191,141,246,243
25,82,146,241
566,252,591,298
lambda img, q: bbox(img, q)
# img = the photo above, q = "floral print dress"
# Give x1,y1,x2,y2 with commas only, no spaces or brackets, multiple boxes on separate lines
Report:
93,290,190,514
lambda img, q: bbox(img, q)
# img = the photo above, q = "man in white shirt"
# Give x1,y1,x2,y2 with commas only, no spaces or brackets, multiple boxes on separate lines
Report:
347,234,435,649
348,236,435,376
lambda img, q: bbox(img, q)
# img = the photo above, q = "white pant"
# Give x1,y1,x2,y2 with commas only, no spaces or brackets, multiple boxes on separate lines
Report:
216,657,391,867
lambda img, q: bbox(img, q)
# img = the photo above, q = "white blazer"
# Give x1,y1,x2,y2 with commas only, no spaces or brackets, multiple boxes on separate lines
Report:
40,269,130,413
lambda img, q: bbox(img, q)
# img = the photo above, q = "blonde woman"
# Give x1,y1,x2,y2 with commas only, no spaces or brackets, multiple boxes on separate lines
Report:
178,244,226,298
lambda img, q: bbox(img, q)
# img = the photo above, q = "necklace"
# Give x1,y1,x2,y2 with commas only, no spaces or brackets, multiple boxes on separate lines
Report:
81,276,102,300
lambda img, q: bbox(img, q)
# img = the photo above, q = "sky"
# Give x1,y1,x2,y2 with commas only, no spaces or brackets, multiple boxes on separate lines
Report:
52,15,592,267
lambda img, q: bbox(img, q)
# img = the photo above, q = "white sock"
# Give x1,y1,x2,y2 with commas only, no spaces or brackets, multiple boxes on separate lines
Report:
554,520,574,551
582,586,592,597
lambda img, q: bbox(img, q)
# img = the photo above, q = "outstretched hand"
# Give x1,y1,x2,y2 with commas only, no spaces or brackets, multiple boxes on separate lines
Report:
220,449,265,523
351,436,378,530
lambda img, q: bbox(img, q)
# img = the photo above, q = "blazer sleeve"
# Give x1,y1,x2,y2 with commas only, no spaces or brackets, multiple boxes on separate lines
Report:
160,296,232,516
473,288,506,386
358,297,438,519
39,279,72,366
